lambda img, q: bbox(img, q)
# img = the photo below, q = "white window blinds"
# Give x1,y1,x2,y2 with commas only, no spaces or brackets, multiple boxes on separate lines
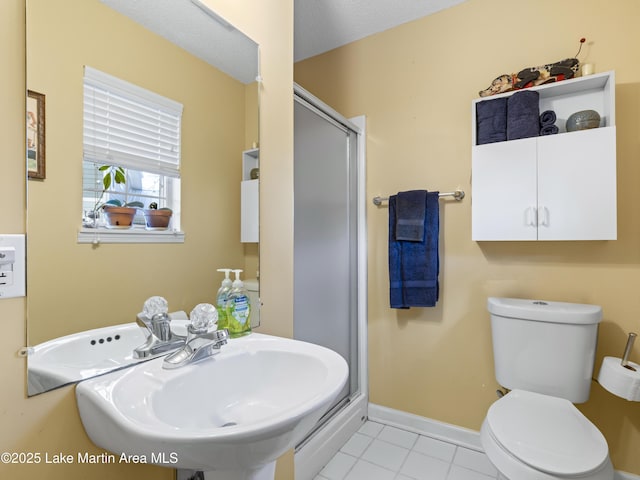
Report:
83,66,183,178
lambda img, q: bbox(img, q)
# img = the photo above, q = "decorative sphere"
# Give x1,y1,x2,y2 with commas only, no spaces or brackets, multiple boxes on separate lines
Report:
566,110,601,132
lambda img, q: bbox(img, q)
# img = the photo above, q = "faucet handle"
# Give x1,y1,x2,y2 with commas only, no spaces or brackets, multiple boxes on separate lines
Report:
189,303,218,333
143,296,169,318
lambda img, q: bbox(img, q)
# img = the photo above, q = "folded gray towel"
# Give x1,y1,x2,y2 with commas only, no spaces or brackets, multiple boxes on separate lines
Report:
476,98,508,145
507,91,540,140
396,190,427,242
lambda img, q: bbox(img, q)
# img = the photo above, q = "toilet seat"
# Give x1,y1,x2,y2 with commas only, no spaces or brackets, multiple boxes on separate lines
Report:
482,390,613,480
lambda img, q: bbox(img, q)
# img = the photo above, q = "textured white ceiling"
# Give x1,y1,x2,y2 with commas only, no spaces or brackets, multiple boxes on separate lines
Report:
294,0,469,62
100,0,259,84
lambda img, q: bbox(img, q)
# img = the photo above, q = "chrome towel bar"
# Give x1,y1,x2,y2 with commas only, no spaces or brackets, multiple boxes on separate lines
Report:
372,189,465,206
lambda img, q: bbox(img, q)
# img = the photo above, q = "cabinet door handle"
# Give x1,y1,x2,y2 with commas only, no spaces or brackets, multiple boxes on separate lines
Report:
538,206,549,227
526,207,537,227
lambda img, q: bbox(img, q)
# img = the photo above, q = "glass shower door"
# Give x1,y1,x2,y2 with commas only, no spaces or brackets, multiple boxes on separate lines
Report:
293,96,359,420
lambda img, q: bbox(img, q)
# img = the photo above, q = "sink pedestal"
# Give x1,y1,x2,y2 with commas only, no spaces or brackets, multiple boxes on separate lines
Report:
203,461,276,480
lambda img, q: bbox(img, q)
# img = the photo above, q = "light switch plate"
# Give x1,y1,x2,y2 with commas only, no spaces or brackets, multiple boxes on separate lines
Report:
0,234,25,299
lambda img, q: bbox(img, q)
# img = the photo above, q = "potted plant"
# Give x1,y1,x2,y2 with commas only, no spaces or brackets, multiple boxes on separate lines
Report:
90,165,143,228
142,202,173,230
102,199,144,229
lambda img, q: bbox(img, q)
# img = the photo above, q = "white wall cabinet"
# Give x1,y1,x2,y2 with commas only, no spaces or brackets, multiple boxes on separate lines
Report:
241,148,259,243
471,71,617,241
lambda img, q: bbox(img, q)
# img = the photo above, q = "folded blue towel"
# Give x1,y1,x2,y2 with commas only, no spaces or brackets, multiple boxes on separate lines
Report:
507,91,540,140
389,191,439,308
539,110,557,126
540,124,559,135
476,97,508,145
396,190,427,242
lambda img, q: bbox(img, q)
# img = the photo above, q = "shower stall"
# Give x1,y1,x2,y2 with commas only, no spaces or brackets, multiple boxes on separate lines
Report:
293,84,367,479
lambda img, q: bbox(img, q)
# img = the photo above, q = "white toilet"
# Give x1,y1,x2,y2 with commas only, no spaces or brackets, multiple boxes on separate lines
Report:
481,297,614,480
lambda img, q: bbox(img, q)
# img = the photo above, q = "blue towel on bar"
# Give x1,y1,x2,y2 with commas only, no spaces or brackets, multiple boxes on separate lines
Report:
389,191,439,308
396,190,427,242
507,90,540,140
476,97,507,145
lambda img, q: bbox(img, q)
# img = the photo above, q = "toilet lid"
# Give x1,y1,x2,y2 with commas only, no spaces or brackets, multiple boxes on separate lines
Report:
486,390,608,476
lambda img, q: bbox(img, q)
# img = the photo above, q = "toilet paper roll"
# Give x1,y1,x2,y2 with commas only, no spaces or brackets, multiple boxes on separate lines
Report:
597,356,640,401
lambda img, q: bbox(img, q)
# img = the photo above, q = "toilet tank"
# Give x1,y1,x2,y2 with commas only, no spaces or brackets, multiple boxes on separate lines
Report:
487,297,602,403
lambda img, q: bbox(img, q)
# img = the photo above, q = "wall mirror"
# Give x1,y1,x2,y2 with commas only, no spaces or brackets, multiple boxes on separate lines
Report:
26,0,260,396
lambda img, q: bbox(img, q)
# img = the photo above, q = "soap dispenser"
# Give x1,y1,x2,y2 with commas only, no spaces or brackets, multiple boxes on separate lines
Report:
216,269,233,330
225,269,251,337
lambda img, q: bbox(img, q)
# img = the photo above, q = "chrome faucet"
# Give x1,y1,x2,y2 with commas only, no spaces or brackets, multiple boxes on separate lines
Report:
163,303,228,369
134,296,185,359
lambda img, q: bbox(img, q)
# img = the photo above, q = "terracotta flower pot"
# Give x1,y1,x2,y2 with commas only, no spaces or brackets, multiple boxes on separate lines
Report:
143,209,172,230
103,206,136,228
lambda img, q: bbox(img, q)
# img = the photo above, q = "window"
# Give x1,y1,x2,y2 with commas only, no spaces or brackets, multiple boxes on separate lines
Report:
79,66,183,243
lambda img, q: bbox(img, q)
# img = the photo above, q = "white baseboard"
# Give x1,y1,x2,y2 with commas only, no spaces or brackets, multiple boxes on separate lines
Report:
294,394,367,480
368,403,640,480
368,403,483,452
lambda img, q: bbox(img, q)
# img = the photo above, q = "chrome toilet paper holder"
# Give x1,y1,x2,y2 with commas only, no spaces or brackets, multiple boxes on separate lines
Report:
621,332,637,371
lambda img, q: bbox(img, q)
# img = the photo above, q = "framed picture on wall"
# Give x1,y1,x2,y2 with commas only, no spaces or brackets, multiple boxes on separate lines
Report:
27,89,46,180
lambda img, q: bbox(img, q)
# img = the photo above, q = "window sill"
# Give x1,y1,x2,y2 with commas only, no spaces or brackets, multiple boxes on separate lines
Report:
77,227,185,244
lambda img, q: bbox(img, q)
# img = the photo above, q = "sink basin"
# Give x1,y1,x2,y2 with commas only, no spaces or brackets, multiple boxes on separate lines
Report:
75,333,348,479
28,314,190,395
28,322,147,395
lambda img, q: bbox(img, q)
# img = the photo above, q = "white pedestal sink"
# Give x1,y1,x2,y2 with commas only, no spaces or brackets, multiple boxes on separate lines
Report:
75,333,348,480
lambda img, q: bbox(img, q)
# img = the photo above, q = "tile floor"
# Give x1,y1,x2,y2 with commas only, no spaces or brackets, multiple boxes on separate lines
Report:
314,421,505,480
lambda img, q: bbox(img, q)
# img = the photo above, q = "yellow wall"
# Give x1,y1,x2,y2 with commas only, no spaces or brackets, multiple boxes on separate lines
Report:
295,0,640,474
0,0,294,479
243,81,260,281
27,0,247,345
212,0,295,344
